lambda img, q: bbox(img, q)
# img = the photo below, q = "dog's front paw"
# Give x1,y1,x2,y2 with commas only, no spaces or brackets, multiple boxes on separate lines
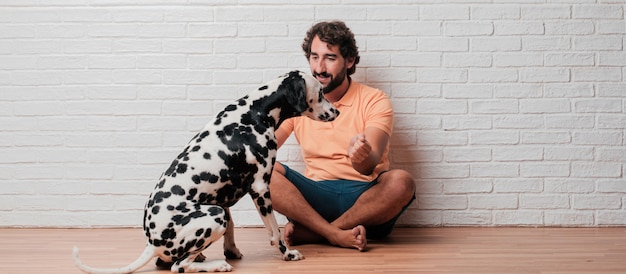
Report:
283,249,304,261
224,247,243,259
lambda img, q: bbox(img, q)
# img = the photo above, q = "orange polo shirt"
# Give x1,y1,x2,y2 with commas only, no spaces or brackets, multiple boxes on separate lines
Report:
276,81,393,182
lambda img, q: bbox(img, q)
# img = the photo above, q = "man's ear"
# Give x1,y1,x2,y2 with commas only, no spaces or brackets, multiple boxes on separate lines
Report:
346,56,356,70
281,72,308,113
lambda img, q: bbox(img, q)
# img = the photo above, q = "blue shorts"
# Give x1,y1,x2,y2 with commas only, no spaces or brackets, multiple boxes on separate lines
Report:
281,164,414,239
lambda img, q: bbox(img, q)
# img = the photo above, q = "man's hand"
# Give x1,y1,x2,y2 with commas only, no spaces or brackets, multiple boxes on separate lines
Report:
348,134,372,164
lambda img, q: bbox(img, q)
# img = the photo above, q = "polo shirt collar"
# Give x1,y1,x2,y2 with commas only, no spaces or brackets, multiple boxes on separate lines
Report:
334,78,356,107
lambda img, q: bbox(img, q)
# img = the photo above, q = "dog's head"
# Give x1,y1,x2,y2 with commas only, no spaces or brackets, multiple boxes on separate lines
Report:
280,70,339,122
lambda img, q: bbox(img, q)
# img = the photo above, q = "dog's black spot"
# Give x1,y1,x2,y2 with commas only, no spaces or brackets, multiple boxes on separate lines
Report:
187,188,198,201
161,228,176,240
191,146,201,152
259,85,268,90
152,206,160,214
203,152,211,159
165,160,179,176
195,130,210,143
156,179,166,189
176,163,187,174
195,228,204,237
175,202,190,213
225,104,237,112
208,206,223,216
204,228,212,238
171,185,185,196
151,191,171,205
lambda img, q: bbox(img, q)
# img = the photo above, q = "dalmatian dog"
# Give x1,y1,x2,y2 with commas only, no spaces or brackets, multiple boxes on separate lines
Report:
72,70,339,273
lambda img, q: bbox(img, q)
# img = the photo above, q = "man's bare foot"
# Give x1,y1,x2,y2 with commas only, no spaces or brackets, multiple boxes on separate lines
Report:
325,225,367,251
284,222,367,251
283,222,323,246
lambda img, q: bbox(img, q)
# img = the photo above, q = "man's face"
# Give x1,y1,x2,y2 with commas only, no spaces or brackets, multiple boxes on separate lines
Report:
308,36,352,93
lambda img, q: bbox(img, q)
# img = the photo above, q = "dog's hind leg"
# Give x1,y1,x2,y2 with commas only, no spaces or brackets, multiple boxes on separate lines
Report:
223,208,243,259
166,205,233,273
171,254,233,273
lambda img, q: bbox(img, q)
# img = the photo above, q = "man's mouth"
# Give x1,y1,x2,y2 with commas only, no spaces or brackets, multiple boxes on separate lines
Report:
314,72,332,83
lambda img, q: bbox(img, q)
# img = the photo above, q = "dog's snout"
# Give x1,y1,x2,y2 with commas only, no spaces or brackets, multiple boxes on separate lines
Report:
319,108,339,121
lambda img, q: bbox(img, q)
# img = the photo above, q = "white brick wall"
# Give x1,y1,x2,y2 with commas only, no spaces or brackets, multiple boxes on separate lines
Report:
0,1,624,228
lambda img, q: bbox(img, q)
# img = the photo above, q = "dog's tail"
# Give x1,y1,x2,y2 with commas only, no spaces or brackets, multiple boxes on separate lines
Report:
72,244,155,274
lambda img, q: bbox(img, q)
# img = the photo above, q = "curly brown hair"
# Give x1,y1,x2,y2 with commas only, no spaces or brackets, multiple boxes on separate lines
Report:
301,20,360,76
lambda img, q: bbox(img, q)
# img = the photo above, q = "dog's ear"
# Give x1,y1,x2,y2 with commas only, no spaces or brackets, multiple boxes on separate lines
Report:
281,72,308,114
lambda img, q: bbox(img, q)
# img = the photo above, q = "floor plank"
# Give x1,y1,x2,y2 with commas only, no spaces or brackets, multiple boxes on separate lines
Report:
0,227,624,273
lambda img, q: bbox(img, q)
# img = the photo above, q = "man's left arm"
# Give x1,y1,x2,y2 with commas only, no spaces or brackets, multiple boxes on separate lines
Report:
348,127,390,175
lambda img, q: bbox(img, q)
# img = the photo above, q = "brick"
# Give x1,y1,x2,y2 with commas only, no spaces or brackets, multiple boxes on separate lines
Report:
444,179,493,194
597,179,626,193
421,5,469,20
417,99,467,114
545,115,595,129
545,212,594,226
470,194,518,209
521,163,570,177
494,178,543,193
493,115,543,129
443,147,492,162
469,68,518,83
393,22,441,36
572,68,622,82
472,37,522,52
493,146,543,161
520,194,570,209
392,53,441,67
572,195,622,209
444,84,493,98
443,116,491,130
494,21,544,35
545,147,594,161
573,132,622,145
571,162,622,178
545,21,595,35
544,83,594,98
419,37,468,52
472,100,519,114
494,84,542,99
494,53,542,67
494,210,543,226
446,22,493,36
418,68,467,83
418,195,468,210
470,131,519,145
522,5,570,19
573,5,624,19
443,211,492,226
418,164,470,179
523,37,570,51
520,99,571,113
597,211,626,226
545,53,595,67
472,5,519,20
471,163,519,178
574,36,623,50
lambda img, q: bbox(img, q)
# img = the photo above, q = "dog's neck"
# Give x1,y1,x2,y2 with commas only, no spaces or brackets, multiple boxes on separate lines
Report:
244,89,299,132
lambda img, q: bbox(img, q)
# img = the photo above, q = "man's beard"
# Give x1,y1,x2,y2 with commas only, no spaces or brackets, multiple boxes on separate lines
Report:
314,68,347,94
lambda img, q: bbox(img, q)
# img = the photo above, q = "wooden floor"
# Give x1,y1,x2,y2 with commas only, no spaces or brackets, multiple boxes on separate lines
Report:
1,227,625,274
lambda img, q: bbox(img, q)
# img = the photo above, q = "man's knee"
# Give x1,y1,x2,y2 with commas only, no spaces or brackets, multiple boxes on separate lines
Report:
380,169,416,202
